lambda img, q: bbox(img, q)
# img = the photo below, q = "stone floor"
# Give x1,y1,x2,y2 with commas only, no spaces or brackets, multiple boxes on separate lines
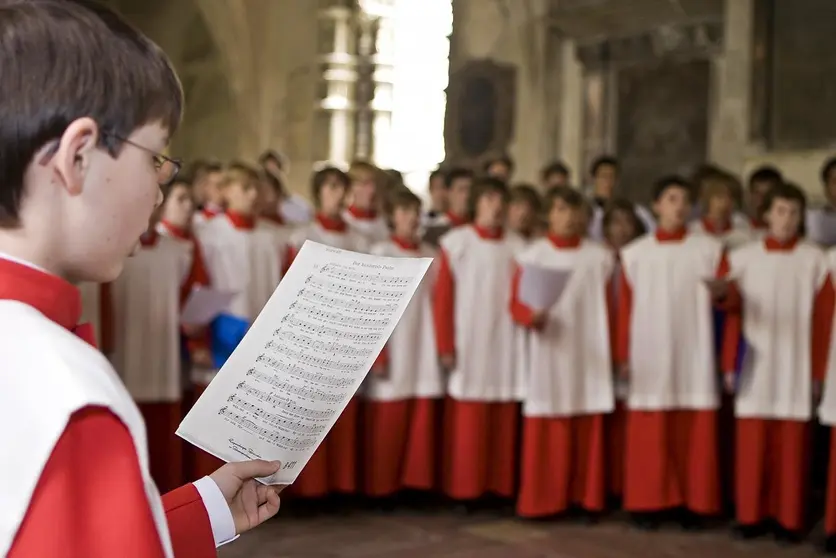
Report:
220,503,827,558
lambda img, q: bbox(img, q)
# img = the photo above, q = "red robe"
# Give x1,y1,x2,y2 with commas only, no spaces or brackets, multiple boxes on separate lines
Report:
606,253,626,498
615,227,728,515
433,225,519,501
511,235,607,517
721,236,835,532
0,257,216,557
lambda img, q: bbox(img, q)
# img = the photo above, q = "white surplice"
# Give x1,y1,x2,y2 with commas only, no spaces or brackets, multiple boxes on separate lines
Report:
689,219,753,249
364,240,443,401
819,248,836,425
342,209,390,247
110,236,191,402
289,220,369,254
517,238,615,416
730,239,829,420
620,233,723,410
440,226,526,401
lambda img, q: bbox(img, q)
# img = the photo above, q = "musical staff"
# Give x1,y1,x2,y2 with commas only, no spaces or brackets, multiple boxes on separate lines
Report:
177,240,432,485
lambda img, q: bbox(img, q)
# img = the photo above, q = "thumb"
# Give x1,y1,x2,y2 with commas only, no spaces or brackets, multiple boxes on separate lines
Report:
228,459,282,480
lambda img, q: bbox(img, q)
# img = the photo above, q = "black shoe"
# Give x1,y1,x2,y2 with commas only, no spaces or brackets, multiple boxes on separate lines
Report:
679,511,705,531
631,513,659,531
773,525,803,545
581,511,601,525
731,523,766,540
824,535,836,554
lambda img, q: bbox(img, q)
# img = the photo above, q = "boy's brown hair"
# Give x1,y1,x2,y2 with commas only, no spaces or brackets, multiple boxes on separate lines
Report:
602,198,647,236
222,162,260,189
310,166,350,206
0,0,183,227
544,185,584,211
348,160,380,183
387,187,422,215
699,170,741,209
467,176,510,220
510,183,543,214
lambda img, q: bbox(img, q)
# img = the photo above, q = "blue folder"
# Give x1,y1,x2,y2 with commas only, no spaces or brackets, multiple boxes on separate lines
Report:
210,313,251,368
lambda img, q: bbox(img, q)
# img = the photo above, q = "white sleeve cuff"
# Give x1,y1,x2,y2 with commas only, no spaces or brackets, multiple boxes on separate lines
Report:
193,476,239,547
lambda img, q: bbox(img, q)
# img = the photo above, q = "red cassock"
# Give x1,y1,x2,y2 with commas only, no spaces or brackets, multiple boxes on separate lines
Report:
510,236,613,517
433,225,525,501
606,254,626,499
0,258,217,557
721,237,835,533
615,229,726,515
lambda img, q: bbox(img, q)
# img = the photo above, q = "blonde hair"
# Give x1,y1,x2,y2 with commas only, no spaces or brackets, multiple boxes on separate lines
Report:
700,171,740,208
221,162,260,189
348,160,380,183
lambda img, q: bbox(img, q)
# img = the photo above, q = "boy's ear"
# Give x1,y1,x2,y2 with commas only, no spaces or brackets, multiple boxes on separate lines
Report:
52,117,100,197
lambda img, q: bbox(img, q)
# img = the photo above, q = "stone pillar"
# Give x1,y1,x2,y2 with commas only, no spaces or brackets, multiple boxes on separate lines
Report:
557,38,584,185
315,1,359,168
708,0,754,173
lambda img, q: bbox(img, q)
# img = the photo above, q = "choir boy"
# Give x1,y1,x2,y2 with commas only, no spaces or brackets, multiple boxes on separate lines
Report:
422,167,473,247
422,168,448,225
257,169,287,226
191,160,225,226
540,161,571,191
259,149,314,225
820,246,836,553
507,183,543,242
601,199,645,500
586,156,655,241
343,160,389,245
512,186,614,518
689,171,752,249
807,157,836,247
722,182,834,542
287,167,368,498
110,185,210,493
0,1,282,554
434,177,526,501
484,154,515,183
745,166,782,233
365,189,442,499
615,176,729,529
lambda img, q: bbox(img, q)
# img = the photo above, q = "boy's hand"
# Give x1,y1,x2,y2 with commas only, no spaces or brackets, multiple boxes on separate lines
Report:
192,348,214,368
210,460,286,535
182,323,206,337
531,311,547,330
440,354,456,371
703,278,730,300
723,372,736,394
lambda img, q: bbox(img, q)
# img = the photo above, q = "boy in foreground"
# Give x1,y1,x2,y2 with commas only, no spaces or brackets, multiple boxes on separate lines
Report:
0,1,282,556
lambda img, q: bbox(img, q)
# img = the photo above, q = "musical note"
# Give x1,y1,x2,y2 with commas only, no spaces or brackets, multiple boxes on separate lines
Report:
176,240,432,485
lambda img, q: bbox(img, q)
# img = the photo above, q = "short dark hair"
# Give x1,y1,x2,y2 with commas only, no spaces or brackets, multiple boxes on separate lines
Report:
468,176,509,219
310,166,349,205
652,175,692,202
541,161,570,182
444,167,474,189
483,154,515,174
821,157,836,184
388,187,422,214
602,198,647,236
761,181,807,228
590,155,619,177
748,165,783,191
186,159,223,184
0,0,183,227
260,169,284,195
509,183,543,213
429,168,445,182
544,185,584,211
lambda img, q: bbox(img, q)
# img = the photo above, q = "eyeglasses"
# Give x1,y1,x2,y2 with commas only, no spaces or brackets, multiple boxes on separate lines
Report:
106,133,181,187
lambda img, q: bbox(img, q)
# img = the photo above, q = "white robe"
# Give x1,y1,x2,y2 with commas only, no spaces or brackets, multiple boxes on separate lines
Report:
518,239,615,417
730,239,829,420
688,219,753,249
440,226,525,401
110,237,191,402
289,221,369,254
342,210,390,247
819,248,836,425
364,240,443,401
0,300,174,556
197,215,285,322
620,233,723,410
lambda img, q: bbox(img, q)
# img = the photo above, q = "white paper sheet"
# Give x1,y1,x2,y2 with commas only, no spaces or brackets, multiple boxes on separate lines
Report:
176,241,432,485
180,287,237,326
806,207,836,247
518,264,572,311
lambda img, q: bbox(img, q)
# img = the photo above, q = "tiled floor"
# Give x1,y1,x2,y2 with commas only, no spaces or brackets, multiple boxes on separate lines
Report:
220,503,827,558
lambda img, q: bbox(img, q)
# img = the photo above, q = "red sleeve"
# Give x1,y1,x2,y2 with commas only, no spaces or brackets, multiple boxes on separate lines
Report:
720,281,743,372
614,271,633,365
373,345,389,368
99,282,114,354
180,240,211,306
9,407,216,558
813,274,836,382
509,263,537,327
432,248,456,356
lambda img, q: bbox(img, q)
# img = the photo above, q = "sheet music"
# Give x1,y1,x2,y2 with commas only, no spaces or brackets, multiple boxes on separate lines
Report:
176,241,432,484
518,264,572,311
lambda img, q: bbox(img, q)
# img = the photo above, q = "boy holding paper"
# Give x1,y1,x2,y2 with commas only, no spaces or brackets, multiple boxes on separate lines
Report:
722,182,834,542
365,189,442,498
0,2,282,555
434,177,526,502
511,186,614,518
616,176,731,530
111,181,212,491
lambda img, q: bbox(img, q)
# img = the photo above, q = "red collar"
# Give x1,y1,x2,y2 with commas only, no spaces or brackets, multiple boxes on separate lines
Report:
347,205,377,220
225,210,256,230
700,216,731,235
472,224,503,240
159,220,191,240
392,235,419,251
140,229,159,247
446,211,468,227
655,227,687,242
0,257,81,331
202,204,223,218
547,234,581,249
764,236,799,251
316,213,347,233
